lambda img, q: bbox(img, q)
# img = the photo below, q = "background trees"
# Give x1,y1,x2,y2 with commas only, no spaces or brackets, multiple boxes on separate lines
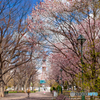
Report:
9,61,36,91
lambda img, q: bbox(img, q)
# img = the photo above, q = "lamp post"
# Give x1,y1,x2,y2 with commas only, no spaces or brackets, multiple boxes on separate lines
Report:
77,35,86,100
56,76,59,93
60,68,63,94
39,80,40,92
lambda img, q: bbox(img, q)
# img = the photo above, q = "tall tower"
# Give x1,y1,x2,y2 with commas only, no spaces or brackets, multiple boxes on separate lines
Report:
41,55,47,80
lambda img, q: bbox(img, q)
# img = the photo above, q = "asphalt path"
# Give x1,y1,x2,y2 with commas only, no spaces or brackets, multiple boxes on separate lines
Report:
0,92,54,100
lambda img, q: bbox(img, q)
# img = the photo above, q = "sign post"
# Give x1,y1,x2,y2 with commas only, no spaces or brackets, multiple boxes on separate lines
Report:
39,80,46,92
40,80,46,84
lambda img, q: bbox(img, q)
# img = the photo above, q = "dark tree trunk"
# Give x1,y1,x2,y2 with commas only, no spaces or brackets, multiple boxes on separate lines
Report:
0,69,4,97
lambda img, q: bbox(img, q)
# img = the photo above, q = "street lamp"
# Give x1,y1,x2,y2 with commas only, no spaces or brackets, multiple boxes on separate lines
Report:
56,76,59,84
77,35,86,100
56,76,59,93
39,80,41,92
60,68,63,94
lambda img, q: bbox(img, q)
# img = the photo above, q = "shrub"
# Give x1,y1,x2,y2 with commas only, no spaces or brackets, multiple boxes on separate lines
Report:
17,90,24,93
64,86,67,89
53,87,56,90
50,87,56,91
9,91,17,93
56,85,62,92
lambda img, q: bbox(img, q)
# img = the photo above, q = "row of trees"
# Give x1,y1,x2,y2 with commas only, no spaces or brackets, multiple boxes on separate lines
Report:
28,0,100,99
0,0,46,97
6,61,38,92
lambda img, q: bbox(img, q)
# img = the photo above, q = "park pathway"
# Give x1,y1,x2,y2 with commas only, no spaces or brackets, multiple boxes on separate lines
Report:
0,91,55,100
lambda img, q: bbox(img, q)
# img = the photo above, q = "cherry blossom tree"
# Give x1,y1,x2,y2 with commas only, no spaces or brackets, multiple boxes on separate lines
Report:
28,0,100,99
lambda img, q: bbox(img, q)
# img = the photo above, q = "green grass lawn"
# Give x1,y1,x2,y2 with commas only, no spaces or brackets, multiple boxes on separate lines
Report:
8,90,37,93
9,91,18,93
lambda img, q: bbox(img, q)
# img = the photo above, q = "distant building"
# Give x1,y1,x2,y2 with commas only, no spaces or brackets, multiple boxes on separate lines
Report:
41,56,47,80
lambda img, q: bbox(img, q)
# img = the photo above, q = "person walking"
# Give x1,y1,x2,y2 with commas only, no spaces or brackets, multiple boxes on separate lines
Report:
44,88,46,94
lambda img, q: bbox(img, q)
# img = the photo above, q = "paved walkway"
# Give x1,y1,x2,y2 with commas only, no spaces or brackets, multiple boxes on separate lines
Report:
0,92,55,100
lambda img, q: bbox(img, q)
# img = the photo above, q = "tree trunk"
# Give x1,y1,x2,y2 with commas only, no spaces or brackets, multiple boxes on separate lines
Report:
90,86,94,100
0,81,4,97
24,84,27,93
32,83,34,91
24,80,28,93
14,81,16,91
0,65,4,97
32,76,34,91
20,84,21,91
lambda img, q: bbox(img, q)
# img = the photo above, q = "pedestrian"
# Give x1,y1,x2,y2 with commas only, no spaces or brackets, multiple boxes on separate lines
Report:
44,88,45,94
27,89,30,98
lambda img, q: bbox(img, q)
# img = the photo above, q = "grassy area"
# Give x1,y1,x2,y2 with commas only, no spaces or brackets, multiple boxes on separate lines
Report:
63,90,71,92
9,91,18,93
31,90,37,93
9,90,37,93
